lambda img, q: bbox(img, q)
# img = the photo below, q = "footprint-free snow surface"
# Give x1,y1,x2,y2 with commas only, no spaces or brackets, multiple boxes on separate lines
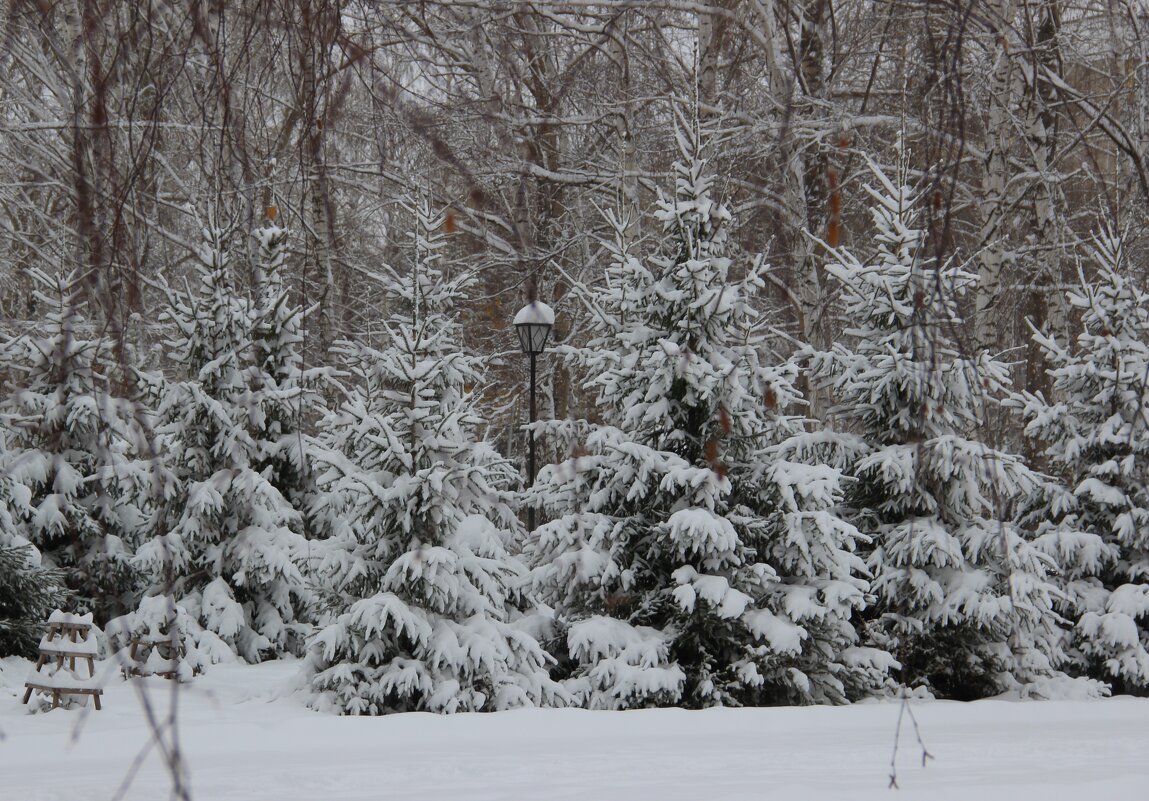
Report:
1,657,1146,801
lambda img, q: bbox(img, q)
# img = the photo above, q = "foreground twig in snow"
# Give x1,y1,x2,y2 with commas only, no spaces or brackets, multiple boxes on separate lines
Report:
103,603,191,801
889,690,933,789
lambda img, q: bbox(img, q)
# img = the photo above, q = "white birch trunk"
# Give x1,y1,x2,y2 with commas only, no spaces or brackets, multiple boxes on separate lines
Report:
975,0,1019,351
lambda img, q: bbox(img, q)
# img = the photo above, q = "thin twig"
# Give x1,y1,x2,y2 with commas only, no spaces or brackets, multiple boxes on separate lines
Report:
889,689,933,789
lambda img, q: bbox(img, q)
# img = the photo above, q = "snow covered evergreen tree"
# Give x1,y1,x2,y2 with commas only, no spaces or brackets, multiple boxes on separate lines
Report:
0,270,147,623
0,462,69,658
135,227,313,661
807,160,1066,699
305,199,562,714
248,222,329,523
0,545,67,659
524,116,892,709
1010,230,1149,693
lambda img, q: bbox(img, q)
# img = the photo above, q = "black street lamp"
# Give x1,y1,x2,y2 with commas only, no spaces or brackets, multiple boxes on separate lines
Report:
514,300,554,530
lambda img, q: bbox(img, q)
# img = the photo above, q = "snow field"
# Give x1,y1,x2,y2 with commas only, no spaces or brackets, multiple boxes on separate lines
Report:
1,659,1147,801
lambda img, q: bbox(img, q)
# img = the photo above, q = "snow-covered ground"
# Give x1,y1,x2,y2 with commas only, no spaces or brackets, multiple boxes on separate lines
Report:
1,656,1146,801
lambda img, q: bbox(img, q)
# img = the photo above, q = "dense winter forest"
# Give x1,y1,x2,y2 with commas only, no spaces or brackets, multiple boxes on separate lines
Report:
2,0,1149,713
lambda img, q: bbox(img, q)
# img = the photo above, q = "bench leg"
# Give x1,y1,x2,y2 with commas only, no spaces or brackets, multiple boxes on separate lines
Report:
21,686,32,704
93,693,101,711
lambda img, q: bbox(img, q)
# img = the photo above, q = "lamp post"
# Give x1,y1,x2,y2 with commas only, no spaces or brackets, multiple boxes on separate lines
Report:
513,300,554,530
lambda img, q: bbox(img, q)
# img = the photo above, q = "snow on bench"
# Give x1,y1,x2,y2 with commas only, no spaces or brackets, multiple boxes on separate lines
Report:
38,633,99,657
23,609,104,711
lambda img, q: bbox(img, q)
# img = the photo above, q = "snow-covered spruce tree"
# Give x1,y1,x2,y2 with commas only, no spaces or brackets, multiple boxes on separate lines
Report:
524,118,892,709
305,199,562,715
0,270,147,623
248,222,330,523
135,227,312,661
0,545,67,659
0,464,69,658
1009,231,1149,693
807,161,1066,699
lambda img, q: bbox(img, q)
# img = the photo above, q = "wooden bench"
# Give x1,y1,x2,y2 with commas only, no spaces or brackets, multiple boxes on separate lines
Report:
123,635,198,680
21,681,102,710
23,611,103,710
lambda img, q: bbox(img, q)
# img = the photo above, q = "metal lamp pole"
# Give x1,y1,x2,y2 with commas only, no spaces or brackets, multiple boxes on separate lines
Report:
513,300,555,531
528,347,538,519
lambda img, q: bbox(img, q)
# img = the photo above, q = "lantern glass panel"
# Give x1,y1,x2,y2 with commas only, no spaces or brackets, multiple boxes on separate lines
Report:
516,322,551,354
